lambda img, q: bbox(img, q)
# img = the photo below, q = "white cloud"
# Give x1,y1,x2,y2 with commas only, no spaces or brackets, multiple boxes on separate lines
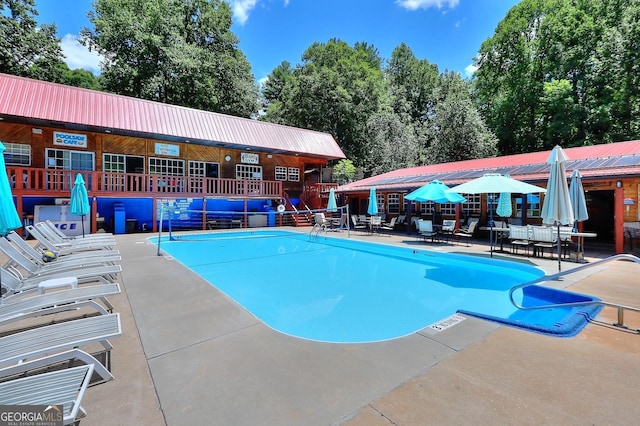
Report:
60,34,103,74
395,0,460,11
464,63,477,78
229,0,289,25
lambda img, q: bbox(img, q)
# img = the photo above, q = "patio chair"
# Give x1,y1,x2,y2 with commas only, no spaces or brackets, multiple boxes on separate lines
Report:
418,219,438,243
0,237,120,274
509,225,532,256
6,231,119,262
380,217,397,231
350,215,367,232
369,216,382,233
34,222,115,248
1,263,121,296
440,219,456,243
453,220,477,246
0,313,121,369
530,226,557,258
0,364,96,425
0,283,120,327
26,225,114,255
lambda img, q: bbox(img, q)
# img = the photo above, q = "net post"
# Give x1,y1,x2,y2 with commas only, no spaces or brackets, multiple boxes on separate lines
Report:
157,204,164,256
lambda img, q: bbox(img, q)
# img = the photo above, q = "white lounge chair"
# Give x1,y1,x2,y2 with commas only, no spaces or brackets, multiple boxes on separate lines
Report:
1,264,121,296
0,364,96,425
0,312,121,368
0,237,120,277
26,225,113,255
6,231,119,263
44,219,114,239
34,222,115,249
0,283,120,326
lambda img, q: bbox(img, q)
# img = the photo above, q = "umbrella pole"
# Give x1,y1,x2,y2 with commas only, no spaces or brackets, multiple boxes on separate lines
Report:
556,222,561,272
490,194,494,257
81,215,85,238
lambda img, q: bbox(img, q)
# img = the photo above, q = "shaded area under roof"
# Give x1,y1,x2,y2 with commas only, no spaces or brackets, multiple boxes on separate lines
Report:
339,140,640,193
0,74,345,160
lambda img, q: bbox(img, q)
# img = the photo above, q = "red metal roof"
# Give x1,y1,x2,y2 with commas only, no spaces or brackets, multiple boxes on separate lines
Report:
0,73,345,160
340,141,640,192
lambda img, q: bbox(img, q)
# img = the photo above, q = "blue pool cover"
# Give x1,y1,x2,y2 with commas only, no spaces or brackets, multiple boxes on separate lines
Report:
460,285,603,337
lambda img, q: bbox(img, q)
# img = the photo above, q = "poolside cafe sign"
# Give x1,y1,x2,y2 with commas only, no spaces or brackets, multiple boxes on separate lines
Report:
53,131,87,148
154,143,180,157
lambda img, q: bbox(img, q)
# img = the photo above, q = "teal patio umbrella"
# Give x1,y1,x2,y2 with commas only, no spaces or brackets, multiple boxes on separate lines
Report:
405,180,466,204
496,174,513,220
0,141,23,290
327,188,337,213
367,187,378,216
541,146,574,271
70,173,90,238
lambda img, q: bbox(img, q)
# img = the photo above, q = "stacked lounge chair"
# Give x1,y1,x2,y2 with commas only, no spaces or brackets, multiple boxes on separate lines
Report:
0,224,124,425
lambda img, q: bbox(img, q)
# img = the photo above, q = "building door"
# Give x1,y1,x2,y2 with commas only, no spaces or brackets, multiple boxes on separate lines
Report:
584,190,614,243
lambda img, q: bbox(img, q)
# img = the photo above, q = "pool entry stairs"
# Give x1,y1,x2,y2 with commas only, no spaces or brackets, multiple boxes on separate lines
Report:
509,254,640,333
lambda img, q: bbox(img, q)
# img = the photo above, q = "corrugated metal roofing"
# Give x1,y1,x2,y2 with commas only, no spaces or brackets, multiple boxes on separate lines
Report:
340,141,640,193
0,73,345,160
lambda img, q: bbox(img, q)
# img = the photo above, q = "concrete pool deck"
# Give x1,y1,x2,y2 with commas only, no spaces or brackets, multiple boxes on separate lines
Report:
75,229,640,425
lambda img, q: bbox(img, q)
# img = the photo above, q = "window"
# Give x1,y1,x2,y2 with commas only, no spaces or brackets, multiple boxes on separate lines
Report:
387,193,400,214
3,143,31,165
236,164,262,180
287,167,300,182
46,148,94,170
275,166,287,181
103,154,145,192
149,157,184,176
377,193,385,213
461,193,481,216
189,161,219,193
46,148,95,190
515,194,542,217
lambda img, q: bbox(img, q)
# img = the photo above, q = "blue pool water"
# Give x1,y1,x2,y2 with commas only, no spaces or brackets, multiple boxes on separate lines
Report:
151,230,599,343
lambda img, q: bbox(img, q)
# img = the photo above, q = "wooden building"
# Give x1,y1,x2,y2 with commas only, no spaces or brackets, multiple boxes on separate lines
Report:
339,140,640,254
0,74,345,233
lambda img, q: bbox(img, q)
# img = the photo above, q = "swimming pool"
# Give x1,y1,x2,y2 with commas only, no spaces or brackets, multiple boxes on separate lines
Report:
152,230,597,343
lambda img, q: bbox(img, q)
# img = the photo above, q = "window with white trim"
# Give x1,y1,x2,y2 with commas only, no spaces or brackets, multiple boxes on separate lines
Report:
149,157,184,175
387,193,400,214
377,193,385,213
46,148,94,170
236,164,262,180
461,193,481,216
189,161,219,193
3,143,31,165
287,167,300,182
275,166,287,181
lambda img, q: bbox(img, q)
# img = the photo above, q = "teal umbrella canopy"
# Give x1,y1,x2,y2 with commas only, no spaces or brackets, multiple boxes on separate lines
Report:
569,169,588,224
405,180,466,204
367,187,378,215
0,141,22,236
327,188,337,212
496,174,513,218
70,173,90,237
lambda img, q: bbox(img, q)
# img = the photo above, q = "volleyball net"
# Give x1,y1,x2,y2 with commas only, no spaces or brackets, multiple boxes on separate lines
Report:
155,203,351,254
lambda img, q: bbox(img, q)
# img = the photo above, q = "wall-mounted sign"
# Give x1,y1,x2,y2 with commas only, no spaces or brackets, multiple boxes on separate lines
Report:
624,198,635,205
53,131,87,148
241,152,259,164
155,143,180,156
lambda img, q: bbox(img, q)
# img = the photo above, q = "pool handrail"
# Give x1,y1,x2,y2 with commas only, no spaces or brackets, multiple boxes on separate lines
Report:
509,253,640,331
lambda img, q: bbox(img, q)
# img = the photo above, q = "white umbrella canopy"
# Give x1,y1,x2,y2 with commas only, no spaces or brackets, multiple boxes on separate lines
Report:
447,173,546,257
541,145,574,271
446,173,547,195
569,169,588,227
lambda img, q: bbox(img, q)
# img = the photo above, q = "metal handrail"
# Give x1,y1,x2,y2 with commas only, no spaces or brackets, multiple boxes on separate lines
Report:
509,254,640,330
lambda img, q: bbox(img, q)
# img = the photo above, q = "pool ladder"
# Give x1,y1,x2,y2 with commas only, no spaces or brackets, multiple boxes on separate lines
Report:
309,223,328,240
509,254,640,332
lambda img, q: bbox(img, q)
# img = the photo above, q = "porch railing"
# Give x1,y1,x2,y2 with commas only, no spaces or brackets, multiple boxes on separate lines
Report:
7,167,283,198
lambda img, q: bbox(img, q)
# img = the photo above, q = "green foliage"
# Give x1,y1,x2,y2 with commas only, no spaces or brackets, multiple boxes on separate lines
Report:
82,0,258,117
0,0,62,79
332,159,357,184
474,0,640,150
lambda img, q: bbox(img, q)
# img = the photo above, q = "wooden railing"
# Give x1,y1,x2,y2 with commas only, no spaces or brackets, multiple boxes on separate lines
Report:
7,167,283,198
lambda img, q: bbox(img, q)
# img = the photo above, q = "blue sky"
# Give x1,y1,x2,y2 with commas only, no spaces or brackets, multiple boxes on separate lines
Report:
35,0,520,82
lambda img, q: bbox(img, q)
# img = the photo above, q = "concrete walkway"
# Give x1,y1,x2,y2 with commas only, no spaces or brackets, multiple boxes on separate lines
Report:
80,230,640,425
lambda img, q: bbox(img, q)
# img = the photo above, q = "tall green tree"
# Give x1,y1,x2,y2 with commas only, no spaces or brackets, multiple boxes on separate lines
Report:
364,110,419,176
0,0,62,80
262,39,386,166
82,0,258,117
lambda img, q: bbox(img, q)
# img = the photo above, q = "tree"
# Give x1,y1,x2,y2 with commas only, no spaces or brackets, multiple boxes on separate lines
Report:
332,159,356,185
82,0,258,117
262,39,386,166
363,110,418,176
0,0,62,79
427,72,498,163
